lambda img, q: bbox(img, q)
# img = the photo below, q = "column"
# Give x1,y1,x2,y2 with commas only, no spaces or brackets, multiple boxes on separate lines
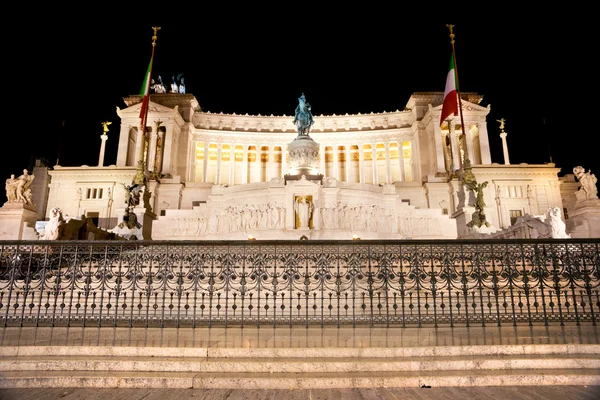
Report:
345,146,351,182
242,146,249,184
371,144,378,185
500,132,510,165
433,124,447,175
398,141,405,182
333,145,339,180
202,141,209,183
319,145,326,175
359,144,365,183
215,143,222,185
229,145,236,185
155,130,165,177
281,145,287,176
384,142,391,184
464,123,474,164
450,124,461,170
268,146,274,180
147,121,161,174
134,128,144,167
98,133,108,167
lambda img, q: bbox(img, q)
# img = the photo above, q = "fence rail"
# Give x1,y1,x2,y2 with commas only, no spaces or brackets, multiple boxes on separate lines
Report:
1,239,598,328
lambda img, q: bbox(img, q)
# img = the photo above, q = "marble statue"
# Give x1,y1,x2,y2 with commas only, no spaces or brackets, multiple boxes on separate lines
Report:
516,207,570,239
293,93,314,136
4,169,35,206
294,196,313,228
152,75,167,93
573,165,598,202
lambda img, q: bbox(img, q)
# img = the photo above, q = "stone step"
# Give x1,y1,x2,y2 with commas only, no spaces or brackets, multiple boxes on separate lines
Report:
1,369,599,389
1,354,599,373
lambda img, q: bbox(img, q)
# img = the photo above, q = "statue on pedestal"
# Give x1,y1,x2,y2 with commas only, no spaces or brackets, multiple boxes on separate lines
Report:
293,93,314,136
4,169,35,207
573,165,598,203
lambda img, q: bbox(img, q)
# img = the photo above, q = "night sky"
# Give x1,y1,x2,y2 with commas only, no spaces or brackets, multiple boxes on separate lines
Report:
3,11,597,189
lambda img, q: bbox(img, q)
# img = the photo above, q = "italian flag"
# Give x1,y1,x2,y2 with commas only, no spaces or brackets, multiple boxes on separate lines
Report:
440,54,458,126
139,56,153,121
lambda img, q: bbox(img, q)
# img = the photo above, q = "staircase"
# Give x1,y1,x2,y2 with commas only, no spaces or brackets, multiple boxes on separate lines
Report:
1,341,599,389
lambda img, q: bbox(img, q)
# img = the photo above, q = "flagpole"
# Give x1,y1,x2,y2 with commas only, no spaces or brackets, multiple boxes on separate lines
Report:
446,24,470,165
133,26,160,187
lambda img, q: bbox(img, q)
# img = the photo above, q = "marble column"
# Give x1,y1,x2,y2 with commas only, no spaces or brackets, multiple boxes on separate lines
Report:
345,146,351,182
281,145,287,176
134,128,144,167
449,124,461,170
98,133,108,167
333,146,339,180
398,141,405,182
147,128,158,173
268,146,274,180
359,144,365,183
371,144,378,185
155,130,165,177
229,145,236,185
319,145,326,176
202,142,210,183
215,143,222,185
500,132,510,165
242,146,249,184
384,142,391,184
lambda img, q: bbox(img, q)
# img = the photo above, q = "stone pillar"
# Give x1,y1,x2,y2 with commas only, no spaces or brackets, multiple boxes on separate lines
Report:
433,124,447,175
333,145,339,180
464,122,474,164
449,124,461,170
134,129,144,167
98,133,108,167
147,122,160,173
242,146,249,184
202,142,210,183
319,145,326,176
345,146,351,182
229,145,236,185
215,143,222,185
384,142,391,184
155,130,165,177
371,144,378,185
268,145,274,180
398,141,405,182
359,144,365,183
500,132,510,165
281,145,287,176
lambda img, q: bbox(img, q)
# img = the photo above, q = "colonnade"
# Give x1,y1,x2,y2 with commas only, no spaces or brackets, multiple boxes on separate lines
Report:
193,139,415,186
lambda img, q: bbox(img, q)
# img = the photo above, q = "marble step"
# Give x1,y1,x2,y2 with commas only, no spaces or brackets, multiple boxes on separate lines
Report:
3,343,600,358
1,354,599,373
1,369,599,389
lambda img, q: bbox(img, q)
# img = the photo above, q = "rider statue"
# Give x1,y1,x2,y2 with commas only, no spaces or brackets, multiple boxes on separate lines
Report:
293,93,314,136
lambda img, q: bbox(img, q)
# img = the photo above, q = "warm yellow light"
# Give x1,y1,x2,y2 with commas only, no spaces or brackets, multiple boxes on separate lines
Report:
352,235,360,240
248,235,256,241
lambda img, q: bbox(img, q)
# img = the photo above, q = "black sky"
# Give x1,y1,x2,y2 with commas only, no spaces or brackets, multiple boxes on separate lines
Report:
3,11,597,186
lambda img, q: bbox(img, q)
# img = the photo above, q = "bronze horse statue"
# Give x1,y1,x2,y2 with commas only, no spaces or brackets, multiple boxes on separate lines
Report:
293,93,314,136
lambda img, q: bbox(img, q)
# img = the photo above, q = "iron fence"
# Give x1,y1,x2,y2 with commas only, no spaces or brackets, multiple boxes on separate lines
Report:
0,239,598,328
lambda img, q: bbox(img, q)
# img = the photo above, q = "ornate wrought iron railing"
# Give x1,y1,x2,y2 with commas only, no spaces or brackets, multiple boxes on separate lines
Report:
1,239,598,328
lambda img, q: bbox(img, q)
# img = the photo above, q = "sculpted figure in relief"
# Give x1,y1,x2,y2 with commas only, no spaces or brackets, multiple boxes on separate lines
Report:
4,169,35,206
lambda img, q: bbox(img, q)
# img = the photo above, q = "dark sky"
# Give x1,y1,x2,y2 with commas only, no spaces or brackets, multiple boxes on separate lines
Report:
3,11,597,187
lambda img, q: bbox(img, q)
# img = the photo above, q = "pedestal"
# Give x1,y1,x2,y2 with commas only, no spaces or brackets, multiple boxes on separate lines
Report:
0,204,39,240
568,200,600,238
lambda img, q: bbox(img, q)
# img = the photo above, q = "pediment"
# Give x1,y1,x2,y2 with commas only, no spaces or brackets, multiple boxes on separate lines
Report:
118,100,177,117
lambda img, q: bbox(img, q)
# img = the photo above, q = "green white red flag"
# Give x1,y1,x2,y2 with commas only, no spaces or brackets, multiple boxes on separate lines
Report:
440,54,458,126
139,55,153,123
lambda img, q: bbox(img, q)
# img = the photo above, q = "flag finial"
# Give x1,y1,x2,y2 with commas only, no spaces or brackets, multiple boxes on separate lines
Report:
151,26,161,46
446,24,455,45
